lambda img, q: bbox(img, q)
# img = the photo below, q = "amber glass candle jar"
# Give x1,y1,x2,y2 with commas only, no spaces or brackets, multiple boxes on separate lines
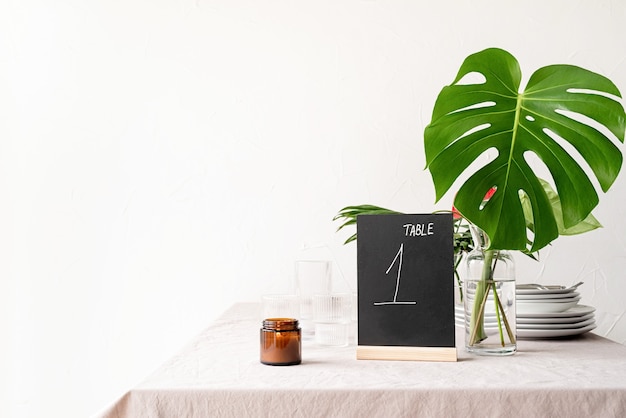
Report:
260,318,301,366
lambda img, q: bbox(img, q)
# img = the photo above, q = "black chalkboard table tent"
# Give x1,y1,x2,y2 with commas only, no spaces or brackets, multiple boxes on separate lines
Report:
356,213,457,362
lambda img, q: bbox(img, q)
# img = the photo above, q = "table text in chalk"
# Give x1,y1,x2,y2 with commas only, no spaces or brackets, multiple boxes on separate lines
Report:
403,222,434,237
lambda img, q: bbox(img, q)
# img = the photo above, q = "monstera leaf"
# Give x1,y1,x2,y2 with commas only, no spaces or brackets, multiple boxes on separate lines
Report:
522,178,602,236
425,48,625,252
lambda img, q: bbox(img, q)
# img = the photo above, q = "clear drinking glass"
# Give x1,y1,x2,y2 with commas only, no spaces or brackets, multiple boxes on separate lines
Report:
261,294,300,320
294,260,332,321
312,293,352,347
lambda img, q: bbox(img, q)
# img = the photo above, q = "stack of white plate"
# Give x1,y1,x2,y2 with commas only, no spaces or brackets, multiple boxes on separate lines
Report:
516,284,596,338
454,284,596,339
516,304,596,338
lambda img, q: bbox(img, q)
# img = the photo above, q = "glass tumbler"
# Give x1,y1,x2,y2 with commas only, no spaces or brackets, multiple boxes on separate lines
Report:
312,293,352,347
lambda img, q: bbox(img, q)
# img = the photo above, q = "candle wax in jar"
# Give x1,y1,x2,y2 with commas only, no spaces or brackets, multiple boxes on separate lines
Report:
260,318,301,366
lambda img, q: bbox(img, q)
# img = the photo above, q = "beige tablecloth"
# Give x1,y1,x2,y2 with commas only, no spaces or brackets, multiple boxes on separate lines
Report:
99,303,626,417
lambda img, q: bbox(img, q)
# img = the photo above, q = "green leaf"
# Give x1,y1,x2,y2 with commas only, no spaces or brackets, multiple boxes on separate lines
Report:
425,48,624,252
521,178,602,236
333,204,400,244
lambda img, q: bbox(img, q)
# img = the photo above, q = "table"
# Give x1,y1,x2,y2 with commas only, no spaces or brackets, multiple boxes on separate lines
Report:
98,303,626,417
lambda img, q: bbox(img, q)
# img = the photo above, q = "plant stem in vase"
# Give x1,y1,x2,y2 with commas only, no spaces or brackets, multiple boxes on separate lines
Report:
464,226,516,355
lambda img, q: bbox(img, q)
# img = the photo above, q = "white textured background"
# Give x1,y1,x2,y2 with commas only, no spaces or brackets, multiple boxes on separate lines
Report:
2,1,626,417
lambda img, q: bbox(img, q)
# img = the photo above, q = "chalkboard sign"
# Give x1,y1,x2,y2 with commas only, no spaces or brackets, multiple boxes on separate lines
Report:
356,213,456,362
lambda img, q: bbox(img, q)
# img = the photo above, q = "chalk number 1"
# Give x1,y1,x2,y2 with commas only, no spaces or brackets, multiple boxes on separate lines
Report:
374,243,417,306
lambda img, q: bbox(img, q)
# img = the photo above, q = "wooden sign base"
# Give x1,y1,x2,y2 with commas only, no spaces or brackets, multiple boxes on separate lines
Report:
357,345,457,362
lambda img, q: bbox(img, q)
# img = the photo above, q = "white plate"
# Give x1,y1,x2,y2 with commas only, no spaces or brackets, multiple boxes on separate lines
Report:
516,287,578,295
517,304,595,319
517,295,581,304
517,298,581,314
455,311,498,319
517,322,596,338
516,312,595,325
516,291,580,300
455,312,499,321
456,316,595,328
458,312,595,325
517,317,596,330
455,306,498,318
454,319,502,329
456,317,501,327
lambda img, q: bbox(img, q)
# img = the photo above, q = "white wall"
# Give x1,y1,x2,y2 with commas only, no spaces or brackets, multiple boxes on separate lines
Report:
2,1,626,417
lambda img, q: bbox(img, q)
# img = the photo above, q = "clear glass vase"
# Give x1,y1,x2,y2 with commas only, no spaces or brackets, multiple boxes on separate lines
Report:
453,252,465,308
464,226,517,355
